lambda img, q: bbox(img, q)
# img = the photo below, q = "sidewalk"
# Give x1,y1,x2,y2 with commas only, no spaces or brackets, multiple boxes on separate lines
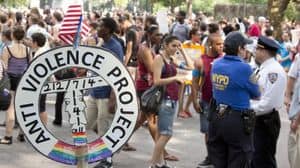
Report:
0,97,290,168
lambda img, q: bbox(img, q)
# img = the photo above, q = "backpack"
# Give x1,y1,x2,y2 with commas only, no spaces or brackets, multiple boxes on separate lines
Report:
140,57,170,114
140,85,165,114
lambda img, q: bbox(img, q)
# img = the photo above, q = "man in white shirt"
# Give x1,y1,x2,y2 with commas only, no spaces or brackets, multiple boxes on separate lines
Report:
26,15,52,48
285,52,300,168
251,36,287,168
30,32,48,125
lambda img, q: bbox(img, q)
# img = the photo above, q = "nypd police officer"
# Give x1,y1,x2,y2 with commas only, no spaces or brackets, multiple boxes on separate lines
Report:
208,31,261,168
251,36,287,168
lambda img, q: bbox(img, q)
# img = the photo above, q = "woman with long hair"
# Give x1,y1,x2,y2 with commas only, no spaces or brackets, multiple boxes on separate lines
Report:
149,35,193,168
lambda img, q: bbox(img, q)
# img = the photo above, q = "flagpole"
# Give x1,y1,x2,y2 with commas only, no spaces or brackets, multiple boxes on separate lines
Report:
74,2,88,168
74,15,82,49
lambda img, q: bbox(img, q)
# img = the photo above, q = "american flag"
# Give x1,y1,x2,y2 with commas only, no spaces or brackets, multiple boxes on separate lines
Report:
58,5,90,45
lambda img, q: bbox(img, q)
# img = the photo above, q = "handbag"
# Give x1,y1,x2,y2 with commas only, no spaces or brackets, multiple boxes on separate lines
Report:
0,90,11,111
0,62,11,111
141,85,165,114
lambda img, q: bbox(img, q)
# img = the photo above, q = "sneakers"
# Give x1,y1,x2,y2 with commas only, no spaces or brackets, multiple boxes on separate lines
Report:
94,159,113,168
197,156,213,168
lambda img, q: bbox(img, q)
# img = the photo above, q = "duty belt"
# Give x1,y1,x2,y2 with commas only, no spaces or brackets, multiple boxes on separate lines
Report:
216,104,250,118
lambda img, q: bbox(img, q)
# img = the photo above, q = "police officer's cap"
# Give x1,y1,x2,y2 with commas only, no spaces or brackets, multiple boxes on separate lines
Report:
224,31,253,48
257,36,280,52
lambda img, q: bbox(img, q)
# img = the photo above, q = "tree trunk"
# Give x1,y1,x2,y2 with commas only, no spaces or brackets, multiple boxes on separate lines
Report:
267,0,290,40
186,0,193,18
170,0,175,13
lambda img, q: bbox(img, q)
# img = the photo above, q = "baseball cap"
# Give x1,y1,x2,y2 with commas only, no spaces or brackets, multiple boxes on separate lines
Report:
224,31,253,49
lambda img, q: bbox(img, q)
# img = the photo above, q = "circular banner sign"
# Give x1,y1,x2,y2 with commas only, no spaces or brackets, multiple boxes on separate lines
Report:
15,45,139,165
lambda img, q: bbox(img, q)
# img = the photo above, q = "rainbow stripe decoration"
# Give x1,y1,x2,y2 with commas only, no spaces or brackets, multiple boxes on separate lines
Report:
88,139,112,163
72,131,87,146
48,138,112,165
48,141,77,165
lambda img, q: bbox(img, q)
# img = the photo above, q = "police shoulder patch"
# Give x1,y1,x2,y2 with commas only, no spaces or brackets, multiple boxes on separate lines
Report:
268,73,278,84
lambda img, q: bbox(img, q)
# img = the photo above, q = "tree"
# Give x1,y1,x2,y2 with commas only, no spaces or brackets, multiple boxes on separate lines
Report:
267,0,290,40
0,0,28,7
229,0,267,4
151,0,185,13
186,0,193,17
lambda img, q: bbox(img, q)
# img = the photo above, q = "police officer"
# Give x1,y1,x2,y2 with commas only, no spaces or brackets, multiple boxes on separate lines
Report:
209,31,261,168
251,36,287,168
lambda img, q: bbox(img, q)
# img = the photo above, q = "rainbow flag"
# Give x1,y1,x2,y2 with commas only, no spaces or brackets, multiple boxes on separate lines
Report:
88,139,112,163
72,131,87,146
48,139,113,165
48,141,77,165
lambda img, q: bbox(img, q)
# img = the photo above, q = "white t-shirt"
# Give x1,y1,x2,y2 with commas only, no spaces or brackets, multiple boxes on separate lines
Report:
288,54,300,119
288,54,300,81
26,24,52,39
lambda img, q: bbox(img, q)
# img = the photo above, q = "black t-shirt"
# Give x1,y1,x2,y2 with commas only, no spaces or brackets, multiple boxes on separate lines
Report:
126,26,139,67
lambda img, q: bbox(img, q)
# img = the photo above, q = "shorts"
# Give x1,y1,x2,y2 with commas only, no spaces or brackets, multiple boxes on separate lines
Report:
8,74,22,91
199,101,210,133
158,99,177,136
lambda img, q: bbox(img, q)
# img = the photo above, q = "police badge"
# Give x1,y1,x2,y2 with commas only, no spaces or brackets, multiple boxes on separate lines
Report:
268,73,278,84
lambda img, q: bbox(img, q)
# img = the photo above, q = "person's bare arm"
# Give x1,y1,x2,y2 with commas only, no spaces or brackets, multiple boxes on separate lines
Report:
124,41,133,65
285,76,296,112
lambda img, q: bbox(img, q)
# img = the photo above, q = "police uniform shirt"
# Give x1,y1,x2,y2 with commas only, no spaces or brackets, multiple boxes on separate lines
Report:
251,58,287,116
212,55,260,110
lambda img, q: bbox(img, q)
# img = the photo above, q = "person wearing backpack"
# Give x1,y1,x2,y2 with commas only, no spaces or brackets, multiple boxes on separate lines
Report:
170,11,190,43
0,25,30,144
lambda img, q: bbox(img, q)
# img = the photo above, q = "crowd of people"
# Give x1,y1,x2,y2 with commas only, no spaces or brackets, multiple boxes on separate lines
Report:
0,5,299,168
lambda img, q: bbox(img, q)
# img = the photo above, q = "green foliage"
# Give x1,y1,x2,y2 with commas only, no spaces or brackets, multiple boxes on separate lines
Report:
114,0,129,8
160,0,185,7
153,1,166,13
1,0,28,7
284,1,300,21
229,0,267,4
192,0,215,13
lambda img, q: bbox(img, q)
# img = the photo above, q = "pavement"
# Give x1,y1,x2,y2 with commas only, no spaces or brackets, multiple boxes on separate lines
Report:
0,94,291,168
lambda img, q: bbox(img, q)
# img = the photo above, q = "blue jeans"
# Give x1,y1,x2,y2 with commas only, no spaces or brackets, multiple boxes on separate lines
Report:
199,101,210,133
158,99,177,136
